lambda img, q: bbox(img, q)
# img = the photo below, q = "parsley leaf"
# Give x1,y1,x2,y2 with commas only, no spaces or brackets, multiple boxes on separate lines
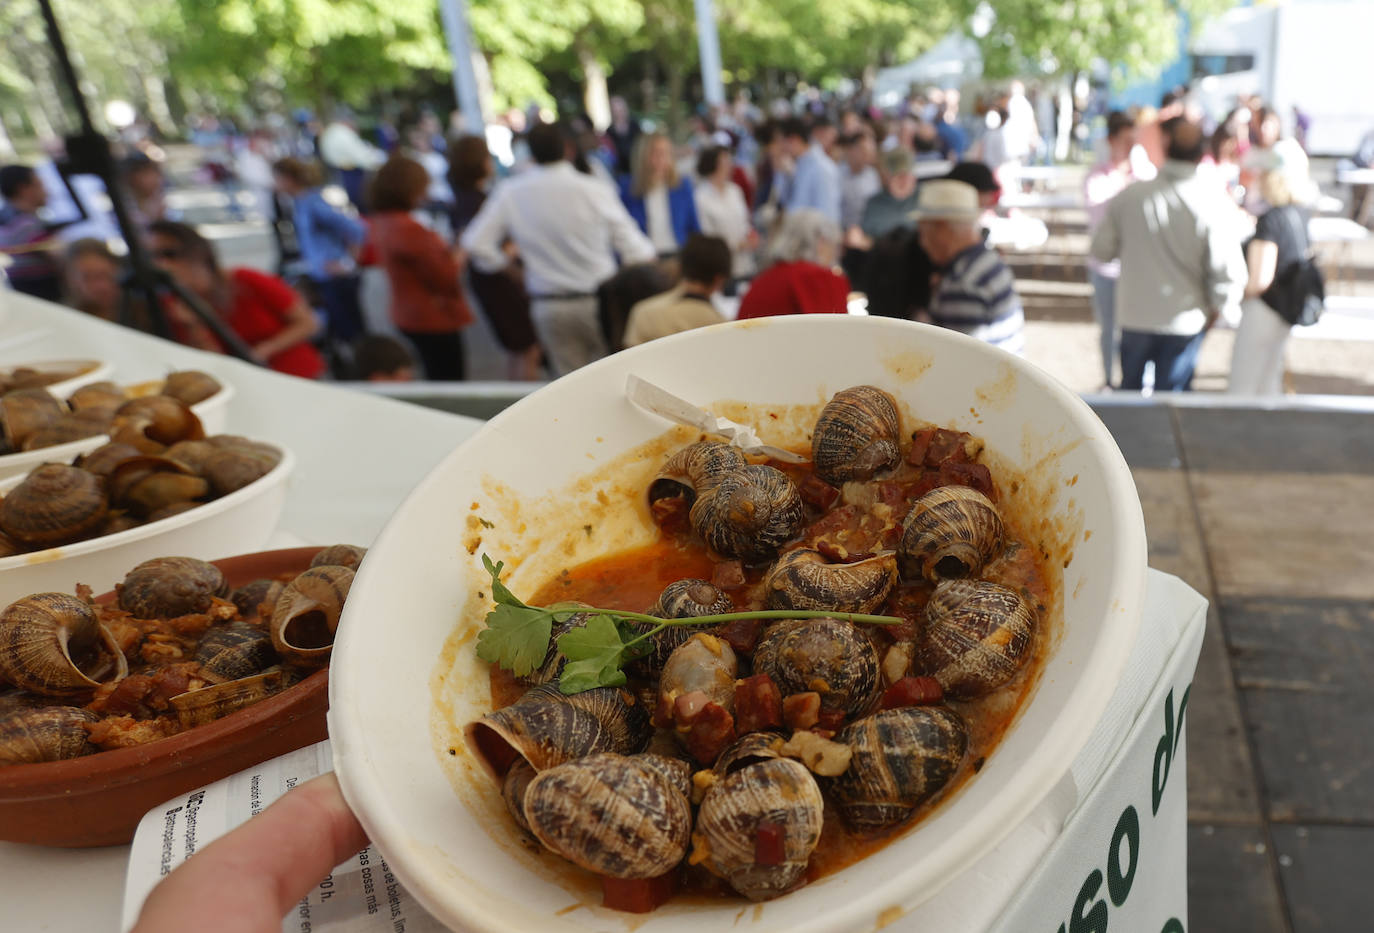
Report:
474,556,552,678
555,615,633,693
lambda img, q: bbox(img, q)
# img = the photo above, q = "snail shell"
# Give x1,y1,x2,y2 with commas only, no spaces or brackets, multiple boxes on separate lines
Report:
269,565,353,667
763,548,897,614
630,579,733,675
919,579,1037,698
634,751,692,798
201,445,280,497
560,684,652,755
161,370,222,406
752,617,881,716
524,752,691,878
899,486,1003,582
67,381,127,418
195,621,278,684
501,758,537,833
828,706,968,831
659,632,738,711
0,464,108,548
811,386,902,485
690,464,805,564
695,754,824,900
0,706,99,764
712,730,785,775
525,607,593,686
113,395,205,447
310,544,367,571
162,439,217,474
648,441,747,506
108,456,209,518
119,557,227,618
147,501,201,522
0,593,128,696
229,579,279,618
77,442,142,478
466,685,620,780
20,411,109,451
169,668,284,729
0,388,64,449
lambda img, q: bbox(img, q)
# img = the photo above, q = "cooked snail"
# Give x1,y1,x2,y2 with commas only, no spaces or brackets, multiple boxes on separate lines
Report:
268,565,353,668
466,685,629,779
169,669,284,728
811,385,901,485
161,370,222,406
0,388,64,449
119,556,228,619
0,593,128,696
752,617,881,716
659,632,738,712
648,441,746,506
763,547,897,614
310,544,367,571
690,464,804,564
899,485,1003,582
196,621,277,684
919,579,1037,698
0,706,99,764
630,579,732,674
0,464,107,548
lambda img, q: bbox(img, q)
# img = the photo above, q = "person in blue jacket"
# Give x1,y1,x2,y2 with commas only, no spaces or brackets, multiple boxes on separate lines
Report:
619,132,700,257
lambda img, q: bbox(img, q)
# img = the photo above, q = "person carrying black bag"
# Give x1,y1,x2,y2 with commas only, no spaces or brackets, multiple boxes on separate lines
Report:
1228,160,1324,396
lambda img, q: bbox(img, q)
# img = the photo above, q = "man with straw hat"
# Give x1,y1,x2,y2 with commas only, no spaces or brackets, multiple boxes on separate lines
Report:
913,179,1025,354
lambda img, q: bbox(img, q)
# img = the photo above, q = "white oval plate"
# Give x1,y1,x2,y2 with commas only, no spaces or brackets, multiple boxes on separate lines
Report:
329,316,1147,933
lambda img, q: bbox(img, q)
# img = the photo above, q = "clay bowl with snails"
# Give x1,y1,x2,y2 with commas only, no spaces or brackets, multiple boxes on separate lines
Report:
0,441,294,608
0,374,235,482
328,316,1147,932
0,546,330,848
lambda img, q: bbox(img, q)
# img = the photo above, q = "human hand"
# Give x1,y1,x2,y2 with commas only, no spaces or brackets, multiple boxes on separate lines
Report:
131,773,368,933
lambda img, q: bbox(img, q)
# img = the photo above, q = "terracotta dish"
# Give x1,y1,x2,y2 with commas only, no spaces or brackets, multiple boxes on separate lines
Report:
0,546,329,848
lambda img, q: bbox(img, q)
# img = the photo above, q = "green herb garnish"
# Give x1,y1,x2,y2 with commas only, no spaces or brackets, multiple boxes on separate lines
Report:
475,553,904,694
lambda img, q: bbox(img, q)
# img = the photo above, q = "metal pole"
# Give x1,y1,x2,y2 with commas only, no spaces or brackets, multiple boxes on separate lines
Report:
438,0,486,132
693,0,726,109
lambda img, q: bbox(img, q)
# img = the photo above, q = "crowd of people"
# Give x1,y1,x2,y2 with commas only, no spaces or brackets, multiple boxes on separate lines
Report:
0,82,1339,395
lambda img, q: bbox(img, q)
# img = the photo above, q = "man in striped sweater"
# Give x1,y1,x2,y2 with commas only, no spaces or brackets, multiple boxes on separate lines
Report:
914,179,1025,355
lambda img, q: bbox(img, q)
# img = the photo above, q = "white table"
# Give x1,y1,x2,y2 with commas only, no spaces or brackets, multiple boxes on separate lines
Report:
0,290,484,931
1309,216,1372,292
1336,166,1374,227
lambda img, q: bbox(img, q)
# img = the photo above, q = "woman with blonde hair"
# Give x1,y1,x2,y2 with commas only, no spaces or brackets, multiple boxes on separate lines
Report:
1227,161,1316,395
618,132,700,256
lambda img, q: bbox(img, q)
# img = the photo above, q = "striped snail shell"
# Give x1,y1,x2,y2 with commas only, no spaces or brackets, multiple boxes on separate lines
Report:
0,706,99,764
899,485,1003,583
524,606,593,686
919,579,1037,698
0,464,108,548
0,388,64,449
161,370,222,406
811,385,902,485
694,752,824,900
763,547,897,614
648,441,747,506
500,758,537,833
0,593,128,696
630,579,733,675
169,668,284,728
752,617,881,716
827,706,967,831
310,544,367,571
523,752,691,878
633,751,692,798
196,621,278,684
690,464,804,564
118,556,227,619
268,565,354,668
229,579,279,619
465,683,649,780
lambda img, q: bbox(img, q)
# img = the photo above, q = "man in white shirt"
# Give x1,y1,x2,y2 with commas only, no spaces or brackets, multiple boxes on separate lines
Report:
461,121,656,376
319,114,384,213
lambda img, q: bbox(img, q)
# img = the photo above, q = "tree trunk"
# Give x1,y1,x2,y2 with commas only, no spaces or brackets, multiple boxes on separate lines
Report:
578,42,611,132
141,71,177,138
0,113,15,159
664,60,686,137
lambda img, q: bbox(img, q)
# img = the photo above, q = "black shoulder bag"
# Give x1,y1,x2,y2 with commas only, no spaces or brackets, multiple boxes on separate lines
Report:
1268,207,1325,328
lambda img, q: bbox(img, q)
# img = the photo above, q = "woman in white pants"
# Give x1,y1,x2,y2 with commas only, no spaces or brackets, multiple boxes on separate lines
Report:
1228,166,1313,396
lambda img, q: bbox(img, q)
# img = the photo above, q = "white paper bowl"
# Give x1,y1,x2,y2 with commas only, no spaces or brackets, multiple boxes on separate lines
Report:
0,379,235,482
0,441,294,608
0,358,115,399
329,317,1147,933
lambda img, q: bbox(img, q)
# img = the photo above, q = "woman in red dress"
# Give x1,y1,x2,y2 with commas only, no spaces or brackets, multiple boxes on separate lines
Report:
737,208,850,319
148,221,325,378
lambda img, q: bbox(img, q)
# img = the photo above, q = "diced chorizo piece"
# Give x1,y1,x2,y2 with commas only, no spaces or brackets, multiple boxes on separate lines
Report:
937,461,998,501
804,504,863,541
815,709,848,732
754,820,786,867
651,495,692,535
714,619,763,655
782,692,821,730
923,428,970,466
710,560,747,590
907,427,937,466
879,676,945,710
734,674,783,734
874,481,910,509
601,870,677,913
680,701,736,765
904,473,942,503
146,666,195,710
799,473,841,510
96,674,157,717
